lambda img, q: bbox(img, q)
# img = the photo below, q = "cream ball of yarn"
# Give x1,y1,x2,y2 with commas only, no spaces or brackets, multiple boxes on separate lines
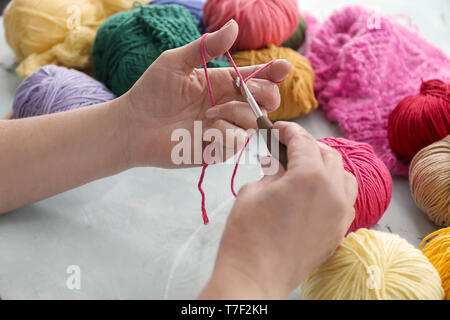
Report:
301,229,444,300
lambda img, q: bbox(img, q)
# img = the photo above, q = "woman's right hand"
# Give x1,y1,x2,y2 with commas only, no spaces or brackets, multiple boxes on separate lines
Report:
199,122,358,299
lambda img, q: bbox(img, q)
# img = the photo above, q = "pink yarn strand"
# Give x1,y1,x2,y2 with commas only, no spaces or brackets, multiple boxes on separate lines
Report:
201,34,215,107
198,34,275,224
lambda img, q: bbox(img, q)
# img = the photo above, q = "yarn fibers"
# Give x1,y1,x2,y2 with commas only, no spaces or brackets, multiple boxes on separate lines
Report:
388,79,450,161
420,228,450,300
307,6,450,175
409,136,450,226
149,0,206,33
232,45,317,121
203,0,300,51
301,229,445,300
319,138,392,233
93,4,227,96
3,0,143,79
282,15,307,51
12,65,115,119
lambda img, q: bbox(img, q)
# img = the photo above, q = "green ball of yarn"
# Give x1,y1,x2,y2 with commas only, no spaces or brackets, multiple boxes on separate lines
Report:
93,4,228,96
282,16,307,50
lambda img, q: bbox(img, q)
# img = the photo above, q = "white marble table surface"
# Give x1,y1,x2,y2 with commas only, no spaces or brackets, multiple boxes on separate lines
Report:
0,0,448,299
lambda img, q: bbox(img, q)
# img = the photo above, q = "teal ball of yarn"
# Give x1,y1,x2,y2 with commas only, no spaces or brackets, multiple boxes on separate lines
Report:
93,4,227,96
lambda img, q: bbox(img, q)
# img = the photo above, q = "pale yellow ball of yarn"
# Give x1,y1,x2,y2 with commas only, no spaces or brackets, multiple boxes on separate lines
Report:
409,136,450,227
3,0,144,79
301,229,445,300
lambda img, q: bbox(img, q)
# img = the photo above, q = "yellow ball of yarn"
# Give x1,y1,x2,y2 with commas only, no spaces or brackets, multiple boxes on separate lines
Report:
409,136,450,227
232,44,318,121
420,228,450,300
301,229,445,300
3,0,144,79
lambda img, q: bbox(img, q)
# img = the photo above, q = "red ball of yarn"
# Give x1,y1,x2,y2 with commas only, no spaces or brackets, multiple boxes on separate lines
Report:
319,137,393,233
203,0,300,51
388,79,450,160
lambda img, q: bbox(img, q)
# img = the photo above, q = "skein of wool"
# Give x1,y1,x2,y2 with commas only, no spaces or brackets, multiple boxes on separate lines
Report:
319,138,392,233
282,15,307,51
409,136,450,226
149,0,206,33
203,0,300,51
301,229,445,300
388,80,450,160
232,45,317,121
93,4,228,96
12,65,115,119
3,0,144,79
420,228,450,300
307,6,450,176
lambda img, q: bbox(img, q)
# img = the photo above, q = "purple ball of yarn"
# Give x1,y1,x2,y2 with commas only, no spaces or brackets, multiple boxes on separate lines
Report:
149,0,206,33
12,65,116,119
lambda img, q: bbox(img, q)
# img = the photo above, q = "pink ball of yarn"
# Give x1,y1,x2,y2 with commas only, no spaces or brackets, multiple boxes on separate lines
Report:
203,0,300,50
319,137,393,233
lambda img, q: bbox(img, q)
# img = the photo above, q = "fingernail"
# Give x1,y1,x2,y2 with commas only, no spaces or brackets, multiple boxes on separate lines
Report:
205,108,219,119
221,19,235,30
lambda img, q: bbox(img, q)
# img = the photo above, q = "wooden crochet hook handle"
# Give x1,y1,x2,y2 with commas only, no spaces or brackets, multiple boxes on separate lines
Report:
257,115,288,169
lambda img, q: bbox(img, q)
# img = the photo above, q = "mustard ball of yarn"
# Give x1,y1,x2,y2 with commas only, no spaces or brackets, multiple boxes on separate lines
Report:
3,0,144,79
420,228,450,300
409,136,450,227
301,229,445,300
232,44,317,121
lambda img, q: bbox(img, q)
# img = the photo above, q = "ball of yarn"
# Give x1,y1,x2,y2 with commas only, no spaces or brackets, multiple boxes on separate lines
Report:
232,45,317,121
301,229,445,300
388,80,450,160
319,138,392,233
203,0,300,51
3,0,143,79
420,228,450,300
149,0,206,33
409,136,450,226
93,4,227,96
282,15,307,51
12,65,115,119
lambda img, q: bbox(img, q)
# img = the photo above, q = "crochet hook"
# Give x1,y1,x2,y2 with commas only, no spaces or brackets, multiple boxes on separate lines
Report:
238,78,288,169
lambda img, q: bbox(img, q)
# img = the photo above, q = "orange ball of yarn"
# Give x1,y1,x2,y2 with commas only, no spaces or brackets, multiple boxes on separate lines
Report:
420,228,450,300
203,0,300,51
232,45,317,121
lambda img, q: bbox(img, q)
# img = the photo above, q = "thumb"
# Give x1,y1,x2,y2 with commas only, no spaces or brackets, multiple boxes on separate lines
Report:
171,19,238,73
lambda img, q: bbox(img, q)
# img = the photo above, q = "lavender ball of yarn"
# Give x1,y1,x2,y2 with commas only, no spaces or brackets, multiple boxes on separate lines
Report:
12,65,116,119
